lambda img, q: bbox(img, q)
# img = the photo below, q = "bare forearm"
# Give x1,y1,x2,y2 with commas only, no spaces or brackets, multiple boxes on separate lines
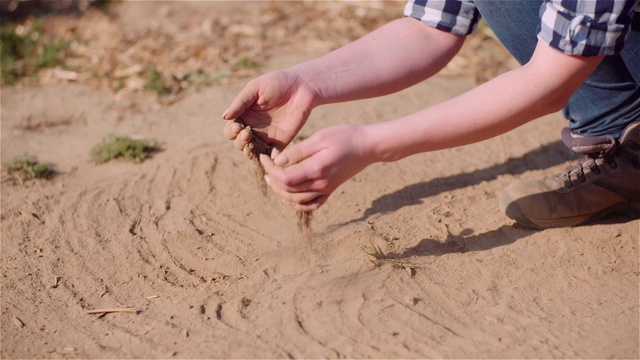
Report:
368,42,604,162
291,17,465,107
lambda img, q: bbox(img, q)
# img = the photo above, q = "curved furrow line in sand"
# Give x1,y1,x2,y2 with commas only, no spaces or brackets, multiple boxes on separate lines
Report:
2,148,301,357
2,184,176,357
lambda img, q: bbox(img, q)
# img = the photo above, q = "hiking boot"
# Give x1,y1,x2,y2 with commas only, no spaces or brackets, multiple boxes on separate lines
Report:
499,122,640,229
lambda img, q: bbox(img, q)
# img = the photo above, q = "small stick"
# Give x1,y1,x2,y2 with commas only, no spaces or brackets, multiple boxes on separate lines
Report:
12,316,25,328
85,308,139,314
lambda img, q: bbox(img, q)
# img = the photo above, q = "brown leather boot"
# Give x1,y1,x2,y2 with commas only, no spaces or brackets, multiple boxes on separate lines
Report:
499,122,640,229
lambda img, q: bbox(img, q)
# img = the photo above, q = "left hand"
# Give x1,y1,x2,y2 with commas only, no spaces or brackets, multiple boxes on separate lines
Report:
260,124,377,211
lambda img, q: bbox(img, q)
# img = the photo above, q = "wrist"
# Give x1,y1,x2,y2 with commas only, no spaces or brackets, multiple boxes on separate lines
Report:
288,64,325,109
364,120,421,163
360,123,398,164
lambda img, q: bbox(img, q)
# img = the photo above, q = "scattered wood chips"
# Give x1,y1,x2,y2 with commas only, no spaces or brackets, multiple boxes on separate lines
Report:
3,1,514,102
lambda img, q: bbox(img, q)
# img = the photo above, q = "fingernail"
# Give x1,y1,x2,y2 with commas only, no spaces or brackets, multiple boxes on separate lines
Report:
222,109,230,119
274,153,288,166
231,122,243,134
270,147,280,160
239,128,251,140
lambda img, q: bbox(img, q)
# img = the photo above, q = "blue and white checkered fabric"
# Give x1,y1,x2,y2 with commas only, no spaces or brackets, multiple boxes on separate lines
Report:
404,0,640,56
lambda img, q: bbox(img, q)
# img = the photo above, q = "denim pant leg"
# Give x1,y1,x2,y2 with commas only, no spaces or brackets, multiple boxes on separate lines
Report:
621,12,640,85
474,0,640,139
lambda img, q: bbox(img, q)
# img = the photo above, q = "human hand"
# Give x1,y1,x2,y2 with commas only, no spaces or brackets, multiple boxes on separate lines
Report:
259,124,377,211
223,70,316,154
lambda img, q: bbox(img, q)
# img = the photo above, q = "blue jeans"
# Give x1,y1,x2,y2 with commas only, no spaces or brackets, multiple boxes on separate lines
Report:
474,0,640,139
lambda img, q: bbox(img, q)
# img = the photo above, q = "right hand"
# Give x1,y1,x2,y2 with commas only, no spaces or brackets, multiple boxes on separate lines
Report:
222,70,316,153
260,123,379,211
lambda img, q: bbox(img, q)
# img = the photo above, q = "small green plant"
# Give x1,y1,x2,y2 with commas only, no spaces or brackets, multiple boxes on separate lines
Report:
233,56,261,70
4,155,52,183
0,22,68,84
143,66,172,96
90,135,160,164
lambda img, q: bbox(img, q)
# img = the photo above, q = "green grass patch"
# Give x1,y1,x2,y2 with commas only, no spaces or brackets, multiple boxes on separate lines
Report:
4,155,53,183
233,56,261,70
1,21,68,84
183,68,231,88
91,135,161,164
143,66,172,96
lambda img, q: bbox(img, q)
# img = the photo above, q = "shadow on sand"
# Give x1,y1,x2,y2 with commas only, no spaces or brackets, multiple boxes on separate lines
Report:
388,224,534,259
345,140,575,225
326,140,578,256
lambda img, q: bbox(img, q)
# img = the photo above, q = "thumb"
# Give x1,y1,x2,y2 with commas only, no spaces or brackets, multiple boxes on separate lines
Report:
270,147,281,160
222,83,258,120
274,142,316,167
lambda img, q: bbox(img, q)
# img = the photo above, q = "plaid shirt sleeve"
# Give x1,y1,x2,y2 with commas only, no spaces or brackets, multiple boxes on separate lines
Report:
403,0,481,36
537,0,640,56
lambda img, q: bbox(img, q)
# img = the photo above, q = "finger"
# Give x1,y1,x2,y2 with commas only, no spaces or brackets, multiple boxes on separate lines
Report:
292,195,328,212
270,147,281,160
234,127,252,151
282,178,318,193
273,141,317,167
264,177,319,202
222,83,258,120
265,175,323,204
224,121,244,140
260,153,310,187
271,176,320,194
260,154,282,178
261,154,300,189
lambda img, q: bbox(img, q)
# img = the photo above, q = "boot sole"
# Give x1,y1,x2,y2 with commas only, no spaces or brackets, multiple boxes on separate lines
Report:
499,192,640,229
581,201,640,226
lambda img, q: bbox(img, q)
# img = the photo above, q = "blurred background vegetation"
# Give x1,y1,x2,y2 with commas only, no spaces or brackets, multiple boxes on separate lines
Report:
0,0,515,103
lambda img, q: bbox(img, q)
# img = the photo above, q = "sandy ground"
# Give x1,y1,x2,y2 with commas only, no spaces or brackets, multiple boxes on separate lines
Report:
1,2,639,359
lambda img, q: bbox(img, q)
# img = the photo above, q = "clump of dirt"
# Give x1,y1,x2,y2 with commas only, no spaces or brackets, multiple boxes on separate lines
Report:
296,210,312,236
242,125,269,197
239,120,313,236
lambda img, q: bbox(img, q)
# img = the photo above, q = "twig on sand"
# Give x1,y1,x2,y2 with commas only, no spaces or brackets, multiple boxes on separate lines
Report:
85,308,139,315
12,316,25,328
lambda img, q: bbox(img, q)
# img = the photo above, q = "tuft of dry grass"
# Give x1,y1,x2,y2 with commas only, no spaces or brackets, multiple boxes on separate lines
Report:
363,242,420,275
4,155,53,183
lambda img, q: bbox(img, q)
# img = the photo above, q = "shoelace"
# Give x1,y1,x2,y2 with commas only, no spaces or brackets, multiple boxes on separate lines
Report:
556,154,612,188
555,137,640,189
557,127,621,188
